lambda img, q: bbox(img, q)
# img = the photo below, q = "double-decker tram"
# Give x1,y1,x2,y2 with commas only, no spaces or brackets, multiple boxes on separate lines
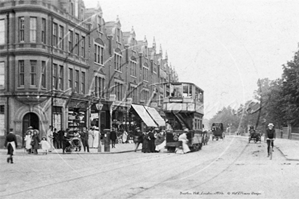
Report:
162,82,205,152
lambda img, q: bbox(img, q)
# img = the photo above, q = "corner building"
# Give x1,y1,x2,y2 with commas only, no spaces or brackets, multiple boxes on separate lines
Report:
0,0,178,147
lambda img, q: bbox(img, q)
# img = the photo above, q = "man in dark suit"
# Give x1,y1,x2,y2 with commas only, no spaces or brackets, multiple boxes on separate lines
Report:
5,128,18,164
110,128,117,148
80,127,89,152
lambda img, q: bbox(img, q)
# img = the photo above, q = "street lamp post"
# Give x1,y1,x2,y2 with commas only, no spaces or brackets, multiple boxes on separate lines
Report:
96,102,103,152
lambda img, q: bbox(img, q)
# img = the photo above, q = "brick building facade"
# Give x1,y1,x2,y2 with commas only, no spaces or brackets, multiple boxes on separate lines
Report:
0,0,178,147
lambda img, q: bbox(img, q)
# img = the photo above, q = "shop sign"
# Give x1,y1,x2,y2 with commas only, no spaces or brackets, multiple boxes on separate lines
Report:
53,98,65,106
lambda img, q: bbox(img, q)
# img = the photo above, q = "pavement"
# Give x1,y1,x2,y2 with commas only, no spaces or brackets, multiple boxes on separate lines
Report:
0,137,298,161
0,142,140,156
274,138,299,161
232,132,299,161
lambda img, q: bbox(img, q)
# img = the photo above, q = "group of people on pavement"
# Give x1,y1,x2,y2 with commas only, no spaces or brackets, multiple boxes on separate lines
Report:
108,128,131,148
134,127,166,153
3,121,279,163
24,126,43,154
62,127,101,153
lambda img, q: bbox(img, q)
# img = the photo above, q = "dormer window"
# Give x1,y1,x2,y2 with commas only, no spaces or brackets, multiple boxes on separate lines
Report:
145,47,148,58
116,28,121,43
70,2,74,16
130,57,137,77
75,0,79,18
114,49,122,71
153,64,157,74
97,16,102,32
143,63,149,82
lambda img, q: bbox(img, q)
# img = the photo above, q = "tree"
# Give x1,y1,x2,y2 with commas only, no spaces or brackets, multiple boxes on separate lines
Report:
209,106,240,132
253,78,284,128
280,50,299,126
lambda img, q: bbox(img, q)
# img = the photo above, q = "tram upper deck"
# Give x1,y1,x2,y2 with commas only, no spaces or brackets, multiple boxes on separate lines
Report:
162,82,204,114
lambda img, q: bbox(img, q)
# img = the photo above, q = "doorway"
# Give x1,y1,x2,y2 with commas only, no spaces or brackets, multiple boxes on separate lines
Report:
22,112,39,147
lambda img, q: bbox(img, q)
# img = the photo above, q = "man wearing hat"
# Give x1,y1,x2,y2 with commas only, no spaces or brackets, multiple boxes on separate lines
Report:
266,123,276,157
134,127,143,152
5,128,18,163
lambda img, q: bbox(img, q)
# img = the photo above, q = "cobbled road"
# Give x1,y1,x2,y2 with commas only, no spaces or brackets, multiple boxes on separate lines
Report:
0,135,298,199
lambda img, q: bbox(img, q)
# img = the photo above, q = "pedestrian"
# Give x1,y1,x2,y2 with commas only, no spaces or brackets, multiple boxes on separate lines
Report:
46,125,54,152
122,130,128,144
110,128,117,148
53,128,58,149
24,126,33,154
62,129,70,153
93,127,99,148
148,128,156,153
134,128,143,152
80,127,89,152
57,129,64,149
40,137,51,155
5,128,18,164
88,127,94,148
31,129,40,155
142,131,150,153
177,128,190,154
166,120,173,131
155,130,165,152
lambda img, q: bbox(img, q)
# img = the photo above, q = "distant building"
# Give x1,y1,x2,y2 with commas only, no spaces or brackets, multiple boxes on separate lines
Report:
0,0,178,147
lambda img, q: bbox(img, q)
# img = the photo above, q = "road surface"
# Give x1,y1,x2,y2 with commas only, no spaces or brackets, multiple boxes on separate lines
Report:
0,135,298,199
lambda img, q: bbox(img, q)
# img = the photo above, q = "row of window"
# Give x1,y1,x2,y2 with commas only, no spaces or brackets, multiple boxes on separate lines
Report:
16,60,86,94
0,17,87,58
68,68,85,94
0,59,165,103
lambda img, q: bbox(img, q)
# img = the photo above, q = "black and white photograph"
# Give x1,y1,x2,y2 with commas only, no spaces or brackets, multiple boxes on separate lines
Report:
0,0,298,198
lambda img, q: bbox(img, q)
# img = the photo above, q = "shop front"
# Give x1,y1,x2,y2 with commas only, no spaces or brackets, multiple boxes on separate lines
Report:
90,102,111,131
67,100,88,132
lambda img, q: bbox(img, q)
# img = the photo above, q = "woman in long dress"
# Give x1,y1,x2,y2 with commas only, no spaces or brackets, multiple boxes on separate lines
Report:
24,130,32,154
93,128,99,148
142,131,150,153
46,127,54,152
31,130,40,154
155,130,166,152
122,130,128,144
178,130,190,154
88,128,94,148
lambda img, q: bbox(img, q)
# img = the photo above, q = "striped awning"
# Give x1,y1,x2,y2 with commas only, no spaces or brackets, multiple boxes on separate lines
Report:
131,104,157,127
144,106,166,127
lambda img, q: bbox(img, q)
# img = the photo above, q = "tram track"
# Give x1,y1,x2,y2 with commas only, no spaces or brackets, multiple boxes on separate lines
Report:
125,136,248,198
97,136,243,198
2,136,245,198
1,150,182,198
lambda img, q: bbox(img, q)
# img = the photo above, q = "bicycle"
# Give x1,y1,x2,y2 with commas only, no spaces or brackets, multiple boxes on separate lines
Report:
267,138,274,160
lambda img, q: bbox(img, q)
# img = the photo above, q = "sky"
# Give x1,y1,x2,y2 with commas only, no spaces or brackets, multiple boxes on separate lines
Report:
83,0,299,119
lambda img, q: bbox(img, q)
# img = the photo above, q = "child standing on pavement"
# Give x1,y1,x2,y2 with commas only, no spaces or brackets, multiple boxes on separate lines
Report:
40,137,51,155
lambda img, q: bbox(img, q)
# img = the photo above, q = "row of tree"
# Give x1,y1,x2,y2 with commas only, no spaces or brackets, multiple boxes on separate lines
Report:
209,48,299,133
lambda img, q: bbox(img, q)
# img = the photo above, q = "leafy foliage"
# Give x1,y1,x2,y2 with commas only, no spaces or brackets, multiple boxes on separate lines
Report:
280,50,299,126
209,48,299,131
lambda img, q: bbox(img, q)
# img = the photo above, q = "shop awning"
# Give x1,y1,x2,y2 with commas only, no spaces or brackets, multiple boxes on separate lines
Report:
144,106,166,127
131,104,157,127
